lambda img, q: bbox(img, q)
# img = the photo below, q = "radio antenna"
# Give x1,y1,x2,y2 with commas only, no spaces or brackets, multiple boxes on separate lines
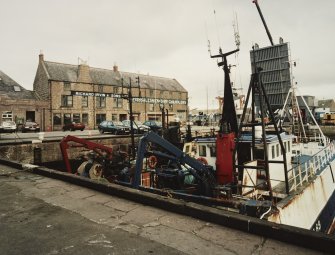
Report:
232,12,241,49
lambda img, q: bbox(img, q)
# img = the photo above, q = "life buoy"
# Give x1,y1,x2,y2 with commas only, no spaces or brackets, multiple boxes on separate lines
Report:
148,155,158,169
197,157,208,165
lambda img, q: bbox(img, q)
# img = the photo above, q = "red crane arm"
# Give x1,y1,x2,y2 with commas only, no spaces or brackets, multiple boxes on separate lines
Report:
60,135,113,173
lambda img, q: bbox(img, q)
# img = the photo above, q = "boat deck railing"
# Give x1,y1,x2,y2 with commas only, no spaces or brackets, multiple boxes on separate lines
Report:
287,140,335,192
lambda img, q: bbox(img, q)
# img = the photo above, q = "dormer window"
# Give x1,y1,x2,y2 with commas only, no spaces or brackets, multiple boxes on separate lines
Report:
13,85,21,92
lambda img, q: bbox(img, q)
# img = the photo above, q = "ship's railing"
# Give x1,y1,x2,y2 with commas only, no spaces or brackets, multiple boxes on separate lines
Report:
287,140,335,192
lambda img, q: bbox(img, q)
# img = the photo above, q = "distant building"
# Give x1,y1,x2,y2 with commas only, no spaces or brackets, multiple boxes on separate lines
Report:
33,54,188,130
314,99,335,123
317,99,335,112
0,70,49,129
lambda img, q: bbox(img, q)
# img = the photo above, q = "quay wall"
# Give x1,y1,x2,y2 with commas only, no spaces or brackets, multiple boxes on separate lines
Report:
0,136,133,165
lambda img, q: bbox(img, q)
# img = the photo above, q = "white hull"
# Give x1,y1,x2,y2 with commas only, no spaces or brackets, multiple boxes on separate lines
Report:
268,141,335,232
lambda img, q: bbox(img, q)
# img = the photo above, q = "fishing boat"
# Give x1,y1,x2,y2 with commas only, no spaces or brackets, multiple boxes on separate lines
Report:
60,1,335,235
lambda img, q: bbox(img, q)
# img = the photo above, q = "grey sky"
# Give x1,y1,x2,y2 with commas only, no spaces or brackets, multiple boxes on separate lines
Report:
1,0,334,109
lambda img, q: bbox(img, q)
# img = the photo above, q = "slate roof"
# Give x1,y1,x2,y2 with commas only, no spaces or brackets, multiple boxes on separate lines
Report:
0,70,37,100
43,61,187,92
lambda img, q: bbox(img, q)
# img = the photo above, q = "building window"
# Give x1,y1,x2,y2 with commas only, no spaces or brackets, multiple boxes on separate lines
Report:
82,96,88,107
112,114,117,121
160,91,164,98
113,87,119,94
64,82,71,91
53,113,61,125
96,97,106,108
150,90,154,97
98,85,104,93
64,113,71,125
73,113,80,123
113,98,122,108
82,113,88,124
149,103,154,111
96,114,106,125
169,104,173,111
2,111,13,122
61,95,73,107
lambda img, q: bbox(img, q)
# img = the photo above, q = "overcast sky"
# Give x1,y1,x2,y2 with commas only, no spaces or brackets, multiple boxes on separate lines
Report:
1,0,335,109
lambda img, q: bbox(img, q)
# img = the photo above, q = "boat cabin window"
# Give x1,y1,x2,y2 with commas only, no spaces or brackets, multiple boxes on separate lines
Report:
284,142,287,152
185,145,190,155
287,141,290,152
276,144,279,157
254,147,264,159
209,146,216,157
271,145,275,159
199,145,207,157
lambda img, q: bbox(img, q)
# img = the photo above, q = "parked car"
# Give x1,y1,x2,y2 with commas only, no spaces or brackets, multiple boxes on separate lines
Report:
22,121,40,133
98,121,130,135
1,121,17,133
62,122,85,131
122,120,150,134
143,120,163,133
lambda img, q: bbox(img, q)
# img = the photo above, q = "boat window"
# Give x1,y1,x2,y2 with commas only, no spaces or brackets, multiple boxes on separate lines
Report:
280,144,283,155
199,145,207,157
185,145,190,155
276,144,279,157
254,148,264,159
288,141,290,152
284,142,287,152
271,145,275,159
209,146,216,157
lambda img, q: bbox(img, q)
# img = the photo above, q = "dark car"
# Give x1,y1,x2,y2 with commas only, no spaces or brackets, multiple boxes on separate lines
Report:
63,122,85,131
98,121,130,135
122,120,150,134
143,120,162,132
22,121,40,133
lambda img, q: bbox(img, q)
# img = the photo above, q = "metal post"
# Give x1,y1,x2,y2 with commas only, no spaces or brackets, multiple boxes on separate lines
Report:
128,78,135,160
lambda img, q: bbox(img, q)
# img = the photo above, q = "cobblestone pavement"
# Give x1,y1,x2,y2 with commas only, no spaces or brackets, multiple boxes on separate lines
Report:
0,165,326,255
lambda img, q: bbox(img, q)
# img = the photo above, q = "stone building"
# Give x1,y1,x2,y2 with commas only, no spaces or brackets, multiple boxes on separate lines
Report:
33,54,188,131
0,70,49,130
317,99,335,112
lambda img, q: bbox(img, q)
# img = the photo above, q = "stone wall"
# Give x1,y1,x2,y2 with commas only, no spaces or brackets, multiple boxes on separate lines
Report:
0,136,133,165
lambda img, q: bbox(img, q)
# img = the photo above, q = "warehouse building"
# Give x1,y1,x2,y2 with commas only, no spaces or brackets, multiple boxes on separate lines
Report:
33,54,188,131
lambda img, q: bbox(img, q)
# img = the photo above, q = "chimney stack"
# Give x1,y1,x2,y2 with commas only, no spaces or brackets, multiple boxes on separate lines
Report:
113,64,118,72
77,63,92,83
39,53,44,62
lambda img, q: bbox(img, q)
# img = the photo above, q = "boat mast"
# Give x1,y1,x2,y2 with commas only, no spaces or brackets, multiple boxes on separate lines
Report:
210,48,239,134
252,0,274,46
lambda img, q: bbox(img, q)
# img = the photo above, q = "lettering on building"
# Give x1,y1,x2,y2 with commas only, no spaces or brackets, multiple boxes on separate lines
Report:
71,91,186,105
